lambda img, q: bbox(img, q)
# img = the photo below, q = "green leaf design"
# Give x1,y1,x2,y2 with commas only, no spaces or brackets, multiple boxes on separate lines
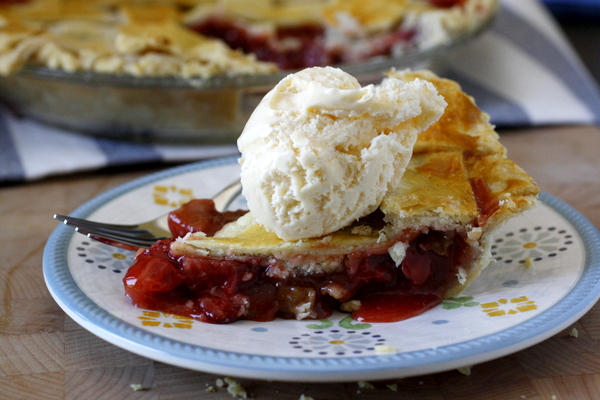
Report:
442,302,463,310
338,316,371,330
306,319,334,329
442,296,480,310
453,296,475,303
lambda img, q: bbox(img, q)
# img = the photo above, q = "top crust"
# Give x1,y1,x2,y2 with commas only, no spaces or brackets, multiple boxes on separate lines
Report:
381,70,539,233
387,69,506,156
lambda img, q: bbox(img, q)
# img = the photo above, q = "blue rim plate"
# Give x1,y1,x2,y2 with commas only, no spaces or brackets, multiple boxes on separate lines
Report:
43,157,600,382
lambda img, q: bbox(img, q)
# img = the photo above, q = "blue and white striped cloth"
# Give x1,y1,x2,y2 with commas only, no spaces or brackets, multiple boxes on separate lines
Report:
1,0,599,183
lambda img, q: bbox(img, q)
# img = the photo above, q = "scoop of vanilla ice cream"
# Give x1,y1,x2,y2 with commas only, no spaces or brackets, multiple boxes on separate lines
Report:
237,66,446,241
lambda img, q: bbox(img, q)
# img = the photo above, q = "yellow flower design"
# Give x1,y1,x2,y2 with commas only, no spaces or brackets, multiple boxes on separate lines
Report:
138,311,194,329
480,296,537,317
153,185,194,207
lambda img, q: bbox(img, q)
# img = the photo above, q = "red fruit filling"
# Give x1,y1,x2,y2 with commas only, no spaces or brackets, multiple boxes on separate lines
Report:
188,17,417,70
167,199,247,238
124,200,474,324
429,0,466,8
470,177,501,225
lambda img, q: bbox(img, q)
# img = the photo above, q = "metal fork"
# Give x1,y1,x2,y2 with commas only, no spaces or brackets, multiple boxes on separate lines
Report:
54,179,243,250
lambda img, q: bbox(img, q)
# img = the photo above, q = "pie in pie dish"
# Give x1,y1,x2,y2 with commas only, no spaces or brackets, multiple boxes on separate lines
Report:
123,69,539,324
0,0,498,78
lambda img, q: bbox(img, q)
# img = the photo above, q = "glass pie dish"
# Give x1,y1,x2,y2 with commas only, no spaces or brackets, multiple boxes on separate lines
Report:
0,7,497,144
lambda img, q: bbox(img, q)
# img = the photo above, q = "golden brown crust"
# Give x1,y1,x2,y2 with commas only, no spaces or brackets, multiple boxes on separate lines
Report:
381,151,480,232
383,70,539,222
387,69,505,156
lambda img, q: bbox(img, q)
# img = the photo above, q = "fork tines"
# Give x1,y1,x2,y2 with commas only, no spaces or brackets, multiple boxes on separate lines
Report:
74,226,158,249
54,214,164,249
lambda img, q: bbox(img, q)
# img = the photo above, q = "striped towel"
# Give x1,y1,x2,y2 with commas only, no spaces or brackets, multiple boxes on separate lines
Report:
542,0,600,19
1,0,599,183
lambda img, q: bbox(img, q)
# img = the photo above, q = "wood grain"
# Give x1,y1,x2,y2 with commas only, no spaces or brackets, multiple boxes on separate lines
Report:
1,125,599,399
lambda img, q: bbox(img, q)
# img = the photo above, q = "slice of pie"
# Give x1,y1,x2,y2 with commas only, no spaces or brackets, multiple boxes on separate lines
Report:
123,70,539,324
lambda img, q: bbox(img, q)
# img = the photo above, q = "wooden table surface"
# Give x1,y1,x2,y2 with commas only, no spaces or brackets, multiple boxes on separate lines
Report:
1,124,600,400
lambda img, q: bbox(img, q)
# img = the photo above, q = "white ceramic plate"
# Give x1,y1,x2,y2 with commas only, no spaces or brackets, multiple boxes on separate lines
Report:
43,157,600,382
